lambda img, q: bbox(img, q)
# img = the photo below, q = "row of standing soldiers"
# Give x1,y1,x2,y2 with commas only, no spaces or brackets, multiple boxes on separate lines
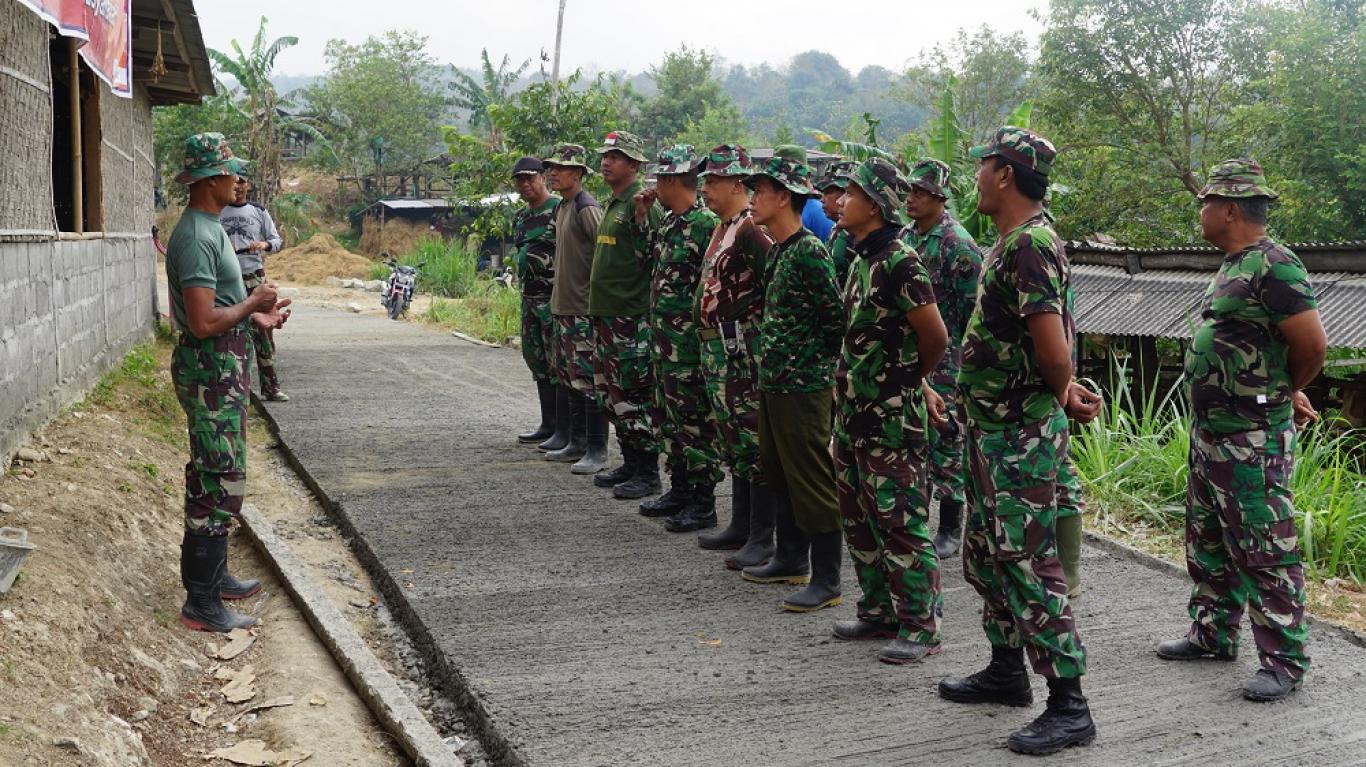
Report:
506,128,1327,755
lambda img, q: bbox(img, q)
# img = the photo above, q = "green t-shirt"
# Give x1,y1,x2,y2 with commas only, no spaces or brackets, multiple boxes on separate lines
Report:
166,208,247,337
589,179,661,317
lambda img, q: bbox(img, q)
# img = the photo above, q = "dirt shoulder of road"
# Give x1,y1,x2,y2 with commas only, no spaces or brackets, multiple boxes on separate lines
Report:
0,336,406,766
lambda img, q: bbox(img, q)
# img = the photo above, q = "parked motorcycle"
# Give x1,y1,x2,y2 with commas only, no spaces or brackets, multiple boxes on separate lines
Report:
380,255,423,320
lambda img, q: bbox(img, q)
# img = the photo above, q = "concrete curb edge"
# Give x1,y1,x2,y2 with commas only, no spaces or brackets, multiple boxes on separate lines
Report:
237,500,464,767
251,395,526,767
1083,529,1366,649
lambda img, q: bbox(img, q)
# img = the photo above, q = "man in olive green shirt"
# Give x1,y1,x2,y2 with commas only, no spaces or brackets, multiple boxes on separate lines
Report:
588,131,665,500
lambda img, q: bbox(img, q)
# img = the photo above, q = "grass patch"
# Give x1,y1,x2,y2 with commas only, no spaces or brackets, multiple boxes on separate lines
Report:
84,335,183,446
1072,363,1366,581
376,237,484,298
421,285,522,344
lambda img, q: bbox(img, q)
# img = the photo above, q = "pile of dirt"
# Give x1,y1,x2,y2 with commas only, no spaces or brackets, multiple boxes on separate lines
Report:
268,234,374,285
359,217,438,258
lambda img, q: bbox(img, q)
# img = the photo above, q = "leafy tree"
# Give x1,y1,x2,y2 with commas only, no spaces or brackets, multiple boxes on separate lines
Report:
901,26,1034,143
207,17,326,206
302,31,451,195
449,49,530,142
639,46,737,147
152,90,250,201
674,102,754,151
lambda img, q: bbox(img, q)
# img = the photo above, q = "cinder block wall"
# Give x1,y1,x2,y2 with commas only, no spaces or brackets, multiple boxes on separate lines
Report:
0,236,157,461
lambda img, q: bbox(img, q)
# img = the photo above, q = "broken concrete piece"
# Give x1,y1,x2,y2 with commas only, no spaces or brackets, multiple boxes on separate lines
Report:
215,628,256,661
14,448,48,463
347,302,364,313
209,739,311,766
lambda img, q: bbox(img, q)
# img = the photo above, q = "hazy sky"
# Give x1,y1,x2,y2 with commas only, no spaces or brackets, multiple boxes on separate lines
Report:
195,0,1046,77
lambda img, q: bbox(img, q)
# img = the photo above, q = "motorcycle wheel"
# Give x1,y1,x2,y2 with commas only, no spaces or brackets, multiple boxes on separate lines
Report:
387,298,405,320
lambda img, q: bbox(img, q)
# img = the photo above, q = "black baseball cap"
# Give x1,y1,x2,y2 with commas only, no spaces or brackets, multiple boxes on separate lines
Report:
512,156,546,177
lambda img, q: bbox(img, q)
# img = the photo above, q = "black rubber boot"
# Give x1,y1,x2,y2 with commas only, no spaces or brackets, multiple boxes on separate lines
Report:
938,646,1034,707
725,480,776,571
594,445,637,487
519,380,558,445
832,618,899,641
545,393,586,462
933,499,964,559
640,474,693,516
698,477,750,550
664,484,717,532
613,451,662,499
220,568,262,601
1243,668,1302,702
179,531,257,633
537,386,572,452
571,403,609,474
1155,637,1236,662
878,638,943,665
782,531,842,612
741,492,809,584
1006,677,1096,755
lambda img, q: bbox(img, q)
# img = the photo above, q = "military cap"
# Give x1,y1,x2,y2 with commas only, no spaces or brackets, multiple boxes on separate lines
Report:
595,130,650,162
908,158,951,198
815,159,857,192
699,144,754,178
743,144,815,197
512,156,546,177
969,126,1056,177
174,132,249,185
543,143,593,173
1198,158,1279,200
652,144,703,176
846,158,912,227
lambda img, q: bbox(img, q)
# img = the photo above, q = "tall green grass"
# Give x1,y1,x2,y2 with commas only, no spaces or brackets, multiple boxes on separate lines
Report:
364,236,520,342
369,237,482,298
1071,363,1366,581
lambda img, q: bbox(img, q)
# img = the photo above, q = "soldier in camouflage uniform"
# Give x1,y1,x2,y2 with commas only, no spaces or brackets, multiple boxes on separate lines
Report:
166,133,290,633
829,158,950,664
1156,158,1326,703
544,144,606,471
589,131,665,498
816,160,856,287
632,146,724,531
511,157,563,446
740,146,846,614
693,145,779,567
937,127,1095,755
899,158,984,560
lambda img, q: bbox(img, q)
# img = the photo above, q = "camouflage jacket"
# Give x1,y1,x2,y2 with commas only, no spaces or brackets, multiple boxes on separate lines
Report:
901,210,983,348
649,203,719,368
828,227,854,291
759,229,844,394
696,210,775,328
835,226,937,448
513,195,560,298
958,213,1074,431
1185,237,1317,434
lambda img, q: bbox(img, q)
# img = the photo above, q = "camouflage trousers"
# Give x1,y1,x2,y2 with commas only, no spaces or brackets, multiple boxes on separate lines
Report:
242,271,279,393
1185,424,1309,680
963,408,1087,679
171,328,251,537
554,315,595,397
698,325,763,482
520,296,554,382
927,371,966,507
835,440,942,644
651,361,723,485
1056,452,1084,519
592,315,656,453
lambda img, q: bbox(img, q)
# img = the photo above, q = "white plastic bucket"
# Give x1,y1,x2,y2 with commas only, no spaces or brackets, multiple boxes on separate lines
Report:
0,527,36,594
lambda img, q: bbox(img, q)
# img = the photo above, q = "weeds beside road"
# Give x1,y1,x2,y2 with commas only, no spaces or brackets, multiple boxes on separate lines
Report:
375,237,521,344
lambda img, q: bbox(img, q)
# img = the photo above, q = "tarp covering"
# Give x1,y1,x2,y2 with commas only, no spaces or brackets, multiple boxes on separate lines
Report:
17,0,132,98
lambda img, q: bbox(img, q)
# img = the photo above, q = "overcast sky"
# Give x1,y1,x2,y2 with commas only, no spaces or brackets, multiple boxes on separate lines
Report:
195,0,1046,77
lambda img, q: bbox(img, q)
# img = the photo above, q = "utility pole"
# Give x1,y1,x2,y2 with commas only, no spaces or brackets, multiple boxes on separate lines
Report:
550,0,566,112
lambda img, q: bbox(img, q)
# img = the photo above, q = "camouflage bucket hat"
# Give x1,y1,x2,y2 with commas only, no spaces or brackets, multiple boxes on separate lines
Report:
595,130,650,162
174,132,249,185
543,143,593,174
969,126,1056,177
743,144,815,197
815,160,856,192
908,158,951,198
698,143,753,178
652,144,702,176
1199,158,1279,200
847,158,911,227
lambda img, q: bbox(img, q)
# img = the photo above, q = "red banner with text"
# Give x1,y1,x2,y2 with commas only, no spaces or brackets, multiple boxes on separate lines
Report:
17,0,133,98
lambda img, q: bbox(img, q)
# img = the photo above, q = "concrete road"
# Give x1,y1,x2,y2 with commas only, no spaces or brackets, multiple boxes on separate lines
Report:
262,305,1366,767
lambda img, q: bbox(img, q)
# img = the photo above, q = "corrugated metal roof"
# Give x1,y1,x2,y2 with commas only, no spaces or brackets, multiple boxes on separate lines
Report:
378,199,450,210
1067,240,1366,275
1073,266,1366,347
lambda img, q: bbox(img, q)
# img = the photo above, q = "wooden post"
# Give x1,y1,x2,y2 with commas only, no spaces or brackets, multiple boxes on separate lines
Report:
69,39,83,233
550,0,566,111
